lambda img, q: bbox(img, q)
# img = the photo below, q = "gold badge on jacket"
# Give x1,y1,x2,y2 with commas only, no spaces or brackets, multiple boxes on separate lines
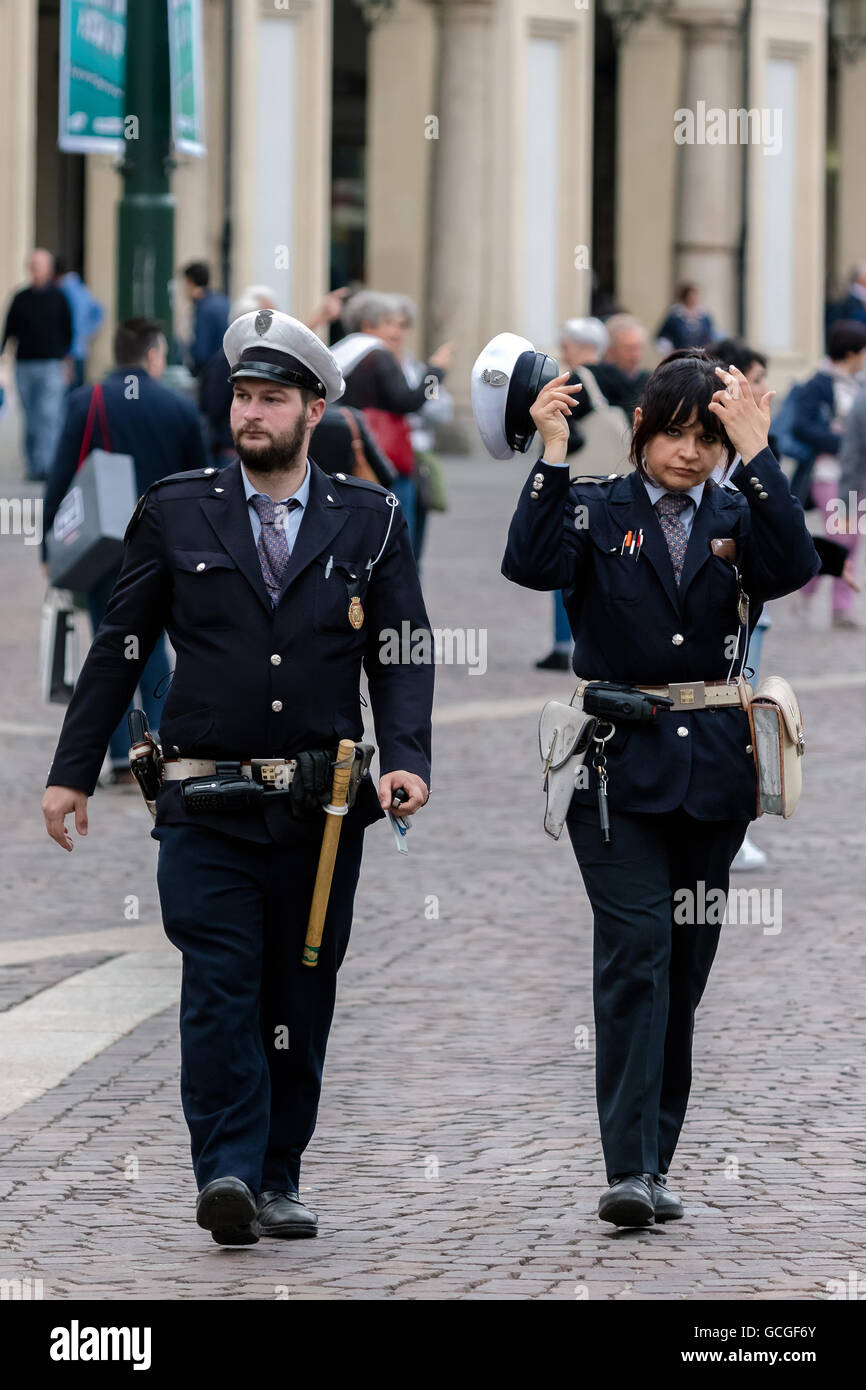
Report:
348,596,364,629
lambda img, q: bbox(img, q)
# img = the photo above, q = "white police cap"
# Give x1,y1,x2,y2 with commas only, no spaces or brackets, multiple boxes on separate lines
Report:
471,332,559,460
223,309,344,403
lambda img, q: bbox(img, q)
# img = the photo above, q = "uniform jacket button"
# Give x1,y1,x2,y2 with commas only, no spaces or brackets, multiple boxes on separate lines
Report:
204,467,216,475
671,633,684,645
270,654,282,665
530,490,539,499
750,476,760,485
677,726,689,737
196,562,206,572
271,700,283,712
758,491,768,499
335,472,346,480
746,744,753,753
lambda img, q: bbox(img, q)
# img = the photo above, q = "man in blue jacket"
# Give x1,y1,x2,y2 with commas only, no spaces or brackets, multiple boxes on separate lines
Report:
44,318,206,781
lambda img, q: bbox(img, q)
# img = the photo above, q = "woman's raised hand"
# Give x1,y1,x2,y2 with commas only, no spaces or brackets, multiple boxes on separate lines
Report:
529,372,582,465
708,363,775,465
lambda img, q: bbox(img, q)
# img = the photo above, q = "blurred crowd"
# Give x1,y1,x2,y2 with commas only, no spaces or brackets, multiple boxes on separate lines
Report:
2,249,865,815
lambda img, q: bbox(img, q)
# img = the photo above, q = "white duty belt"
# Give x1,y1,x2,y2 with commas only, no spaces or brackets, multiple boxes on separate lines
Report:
162,757,297,784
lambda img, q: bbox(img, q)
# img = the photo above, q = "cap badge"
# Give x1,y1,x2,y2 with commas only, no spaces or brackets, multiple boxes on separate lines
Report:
255,309,274,336
481,368,508,386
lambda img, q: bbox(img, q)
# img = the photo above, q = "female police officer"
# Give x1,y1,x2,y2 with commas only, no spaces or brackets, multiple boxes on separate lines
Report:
502,349,820,1227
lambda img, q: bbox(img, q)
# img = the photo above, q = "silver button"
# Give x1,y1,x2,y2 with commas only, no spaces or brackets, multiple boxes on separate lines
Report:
758,491,768,499
270,654,281,666
750,476,760,485
271,700,283,712
677,726,689,738
671,633,684,646
326,494,334,502
204,467,216,475
608,473,618,479
196,562,206,572
746,744,753,753
532,473,544,485
530,490,539,499
335,472,346,480
214,486,224,493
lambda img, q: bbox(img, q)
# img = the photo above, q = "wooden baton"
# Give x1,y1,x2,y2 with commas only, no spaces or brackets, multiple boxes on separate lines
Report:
302,738,357,968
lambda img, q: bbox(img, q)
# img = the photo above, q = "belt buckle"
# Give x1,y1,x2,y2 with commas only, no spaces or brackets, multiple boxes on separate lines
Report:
250,758,281,785
668,681,705,710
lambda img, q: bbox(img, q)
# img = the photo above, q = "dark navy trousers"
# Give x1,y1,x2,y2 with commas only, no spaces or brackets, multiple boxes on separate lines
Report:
153,820,365,1194
566,802,748,1182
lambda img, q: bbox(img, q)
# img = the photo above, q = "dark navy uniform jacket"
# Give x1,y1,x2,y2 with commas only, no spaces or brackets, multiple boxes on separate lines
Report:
502,448,820,822
47,459,434,844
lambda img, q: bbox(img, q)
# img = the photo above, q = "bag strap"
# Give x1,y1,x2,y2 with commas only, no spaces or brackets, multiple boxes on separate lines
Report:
575,366,609,414
338,407,367,470
77,383,112,469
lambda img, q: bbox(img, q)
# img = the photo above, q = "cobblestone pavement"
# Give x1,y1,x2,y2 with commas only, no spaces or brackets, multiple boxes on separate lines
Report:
0,446,864,1300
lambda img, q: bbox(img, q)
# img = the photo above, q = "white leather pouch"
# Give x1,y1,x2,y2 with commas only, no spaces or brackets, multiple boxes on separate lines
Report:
538,691,597,839
747,675,805,818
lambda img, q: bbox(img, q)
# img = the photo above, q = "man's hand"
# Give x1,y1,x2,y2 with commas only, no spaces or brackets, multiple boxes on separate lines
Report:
42,786,89,851
378,771,428,816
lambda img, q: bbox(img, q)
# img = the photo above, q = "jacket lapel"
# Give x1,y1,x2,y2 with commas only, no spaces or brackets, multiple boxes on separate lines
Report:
678,477,721,601
198,460,273,615
608,471,681,617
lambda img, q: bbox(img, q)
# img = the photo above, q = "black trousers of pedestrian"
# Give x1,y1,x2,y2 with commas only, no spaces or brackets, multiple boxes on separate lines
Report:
153,819,365,1195
566,801,748,1182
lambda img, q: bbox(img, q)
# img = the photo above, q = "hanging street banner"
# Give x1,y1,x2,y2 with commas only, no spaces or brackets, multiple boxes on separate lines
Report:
168,0,207,157
58,0,127,154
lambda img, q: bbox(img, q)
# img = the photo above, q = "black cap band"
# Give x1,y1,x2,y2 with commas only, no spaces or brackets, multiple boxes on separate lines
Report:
230,347,325,396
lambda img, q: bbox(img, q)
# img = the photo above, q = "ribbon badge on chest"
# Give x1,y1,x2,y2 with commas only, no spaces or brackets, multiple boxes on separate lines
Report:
348,596,365,630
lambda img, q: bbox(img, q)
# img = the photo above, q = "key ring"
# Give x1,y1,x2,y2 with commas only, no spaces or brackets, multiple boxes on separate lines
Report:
592,720,617,747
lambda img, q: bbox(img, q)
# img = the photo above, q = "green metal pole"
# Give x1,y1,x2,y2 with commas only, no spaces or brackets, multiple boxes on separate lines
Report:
116,0,175,332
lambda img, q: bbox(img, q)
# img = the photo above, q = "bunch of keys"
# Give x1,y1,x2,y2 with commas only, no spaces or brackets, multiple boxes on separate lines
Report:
591,722,616,844
388,786,412,854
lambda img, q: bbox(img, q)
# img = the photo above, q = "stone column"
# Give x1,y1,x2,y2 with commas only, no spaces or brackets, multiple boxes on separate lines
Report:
836,47,866,290
0,0,37,309
424,0,495,445
672,2,747,337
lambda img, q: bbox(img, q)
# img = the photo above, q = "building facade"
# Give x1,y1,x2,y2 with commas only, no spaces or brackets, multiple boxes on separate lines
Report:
1,0,863,436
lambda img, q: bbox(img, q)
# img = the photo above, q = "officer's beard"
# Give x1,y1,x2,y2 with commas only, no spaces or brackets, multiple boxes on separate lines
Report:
234,413,307,474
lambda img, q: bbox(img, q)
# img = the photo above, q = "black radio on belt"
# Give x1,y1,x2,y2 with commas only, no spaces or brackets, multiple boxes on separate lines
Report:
181,762,266,814
582,682,673,724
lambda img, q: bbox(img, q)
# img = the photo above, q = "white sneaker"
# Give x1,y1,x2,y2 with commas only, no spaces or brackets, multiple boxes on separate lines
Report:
731,833,768,872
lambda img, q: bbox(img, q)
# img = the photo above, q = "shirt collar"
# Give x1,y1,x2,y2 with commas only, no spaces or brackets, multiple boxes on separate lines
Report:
241,458,310,511
642,473,705,513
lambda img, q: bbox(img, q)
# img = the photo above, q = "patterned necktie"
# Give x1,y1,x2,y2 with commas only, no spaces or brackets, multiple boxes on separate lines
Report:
654,492,692,586
249,493,301,604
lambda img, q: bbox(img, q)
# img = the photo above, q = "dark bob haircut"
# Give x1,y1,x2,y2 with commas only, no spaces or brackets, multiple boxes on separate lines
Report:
630,348,736,478
708,336,767,377
827,319,866,362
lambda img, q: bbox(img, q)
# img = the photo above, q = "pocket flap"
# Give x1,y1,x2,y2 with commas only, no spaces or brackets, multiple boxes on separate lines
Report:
753,675,804,748
172,549,238,573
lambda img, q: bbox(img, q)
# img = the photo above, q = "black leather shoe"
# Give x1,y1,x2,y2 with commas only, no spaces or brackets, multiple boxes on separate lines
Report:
535,649,572,671
196,1176,259,1245
598,1174,655,1227
652,1174,684,1221
255,1189,318,1239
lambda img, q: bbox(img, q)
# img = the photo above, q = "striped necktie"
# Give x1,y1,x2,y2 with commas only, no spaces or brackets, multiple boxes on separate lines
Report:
249,493,301,604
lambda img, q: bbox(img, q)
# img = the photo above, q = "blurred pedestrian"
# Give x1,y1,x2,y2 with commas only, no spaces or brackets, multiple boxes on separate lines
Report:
795,321,866,628
55,257,105,389
181,261,231,376
656,282,716,353
536,316,609,671
333,289,454,549
826,262,866,334
43,318,207,783
392,295,454,569
1,248,73,480
592,313,650,415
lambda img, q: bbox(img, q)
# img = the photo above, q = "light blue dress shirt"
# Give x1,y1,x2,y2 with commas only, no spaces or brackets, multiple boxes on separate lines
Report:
641,475,705,540
241,459,310,554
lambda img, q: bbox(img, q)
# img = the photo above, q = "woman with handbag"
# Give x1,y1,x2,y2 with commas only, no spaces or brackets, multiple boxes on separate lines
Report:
502,349,820,1227
333,290,454,551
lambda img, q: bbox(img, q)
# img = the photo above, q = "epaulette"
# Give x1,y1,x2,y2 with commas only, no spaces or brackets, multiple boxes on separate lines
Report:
124,469,218,542
329,471,390,497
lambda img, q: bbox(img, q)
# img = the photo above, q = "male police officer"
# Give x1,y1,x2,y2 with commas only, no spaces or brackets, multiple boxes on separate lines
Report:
42,310,433,1246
